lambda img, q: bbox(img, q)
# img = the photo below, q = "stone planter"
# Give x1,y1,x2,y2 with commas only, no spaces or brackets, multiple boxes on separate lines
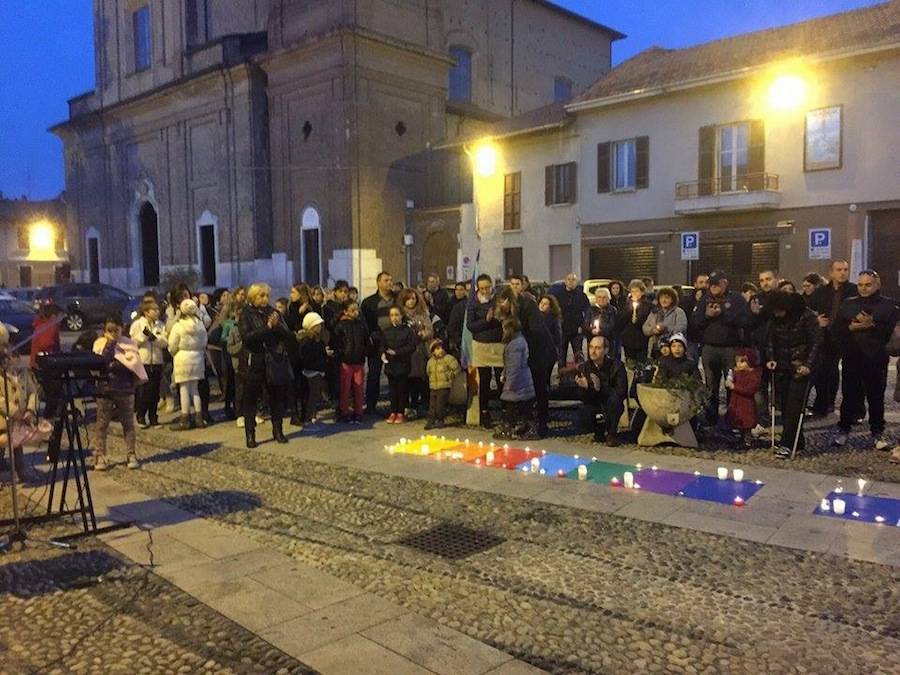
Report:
636,383,699,448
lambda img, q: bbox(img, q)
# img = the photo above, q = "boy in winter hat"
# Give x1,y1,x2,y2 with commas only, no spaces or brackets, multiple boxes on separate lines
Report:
299,312,332,426
425,338,460,430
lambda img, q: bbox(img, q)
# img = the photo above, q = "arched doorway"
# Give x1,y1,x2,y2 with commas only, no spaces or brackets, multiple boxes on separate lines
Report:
300,206,321,285
422,228,456,283
139,202,160,286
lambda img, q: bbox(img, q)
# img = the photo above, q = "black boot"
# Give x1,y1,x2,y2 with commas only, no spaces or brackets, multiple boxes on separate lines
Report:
245,427,258,449
170,415,191,431
272,420,288,444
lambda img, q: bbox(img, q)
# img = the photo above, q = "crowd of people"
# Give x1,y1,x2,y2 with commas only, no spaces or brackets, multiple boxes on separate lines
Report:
2,260,898,482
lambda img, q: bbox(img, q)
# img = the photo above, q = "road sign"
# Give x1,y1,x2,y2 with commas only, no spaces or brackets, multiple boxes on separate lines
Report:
681,231,700,261
809,228,831,260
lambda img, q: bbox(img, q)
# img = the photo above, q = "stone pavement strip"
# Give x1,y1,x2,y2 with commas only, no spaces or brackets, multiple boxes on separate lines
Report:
76,471,542,675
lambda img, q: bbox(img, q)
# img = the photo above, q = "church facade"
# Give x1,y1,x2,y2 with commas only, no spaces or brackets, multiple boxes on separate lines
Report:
52,0,621,293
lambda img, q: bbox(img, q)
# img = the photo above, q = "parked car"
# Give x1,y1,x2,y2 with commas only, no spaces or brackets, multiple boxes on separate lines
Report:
5,287,41,305
0,293,36,353
34,283,133,332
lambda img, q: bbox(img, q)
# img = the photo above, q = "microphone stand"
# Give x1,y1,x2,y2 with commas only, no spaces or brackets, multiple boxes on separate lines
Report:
1,312,74,551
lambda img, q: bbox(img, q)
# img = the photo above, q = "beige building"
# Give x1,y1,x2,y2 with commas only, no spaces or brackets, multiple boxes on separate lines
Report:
51,0,621,293
460,2,900,296
0,197,69,288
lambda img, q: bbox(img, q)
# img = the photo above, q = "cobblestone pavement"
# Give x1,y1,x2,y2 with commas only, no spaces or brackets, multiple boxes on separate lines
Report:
0,494,316,675
97,429,900,675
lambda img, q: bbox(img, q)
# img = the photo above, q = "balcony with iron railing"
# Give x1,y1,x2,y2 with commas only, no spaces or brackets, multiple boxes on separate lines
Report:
674,172,781,215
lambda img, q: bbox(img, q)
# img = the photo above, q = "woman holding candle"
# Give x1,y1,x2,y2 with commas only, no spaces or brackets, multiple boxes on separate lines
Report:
617,279,654,364
584,288,619,358
608,280,626,312
642,286,688,358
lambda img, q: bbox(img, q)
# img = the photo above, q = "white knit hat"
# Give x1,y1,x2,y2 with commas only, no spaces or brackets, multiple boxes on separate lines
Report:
302,312,324,331
179,298,199,317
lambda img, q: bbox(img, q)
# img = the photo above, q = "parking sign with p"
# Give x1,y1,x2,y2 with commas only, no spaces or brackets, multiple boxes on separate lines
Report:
809,228,831,260
681,231,699,261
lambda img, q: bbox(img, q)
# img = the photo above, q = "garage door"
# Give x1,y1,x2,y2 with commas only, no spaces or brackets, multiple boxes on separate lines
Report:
870,210,900,299
588,245,657,283
697,240,778,287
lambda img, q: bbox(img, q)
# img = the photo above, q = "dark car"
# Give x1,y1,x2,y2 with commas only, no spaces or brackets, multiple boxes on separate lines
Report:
6,287,41,305
34,283,133,332
0,294,36,353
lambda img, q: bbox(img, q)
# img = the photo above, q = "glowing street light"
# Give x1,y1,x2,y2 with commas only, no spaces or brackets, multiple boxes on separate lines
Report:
767,74,807,110
29,220,56,253
473,143,498,177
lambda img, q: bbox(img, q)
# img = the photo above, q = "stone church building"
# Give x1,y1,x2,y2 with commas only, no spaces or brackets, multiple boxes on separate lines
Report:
52,0,621,292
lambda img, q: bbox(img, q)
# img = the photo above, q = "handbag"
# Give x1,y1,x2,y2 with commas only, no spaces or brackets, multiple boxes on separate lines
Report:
264,345,294,387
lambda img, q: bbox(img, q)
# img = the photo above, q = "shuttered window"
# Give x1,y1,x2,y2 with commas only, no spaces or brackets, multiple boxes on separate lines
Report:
588,245,658,282
598,137,649,192
699,121,764,194
697,240,779,287
133,6,152,72
503,172,521,231
545,162,577,205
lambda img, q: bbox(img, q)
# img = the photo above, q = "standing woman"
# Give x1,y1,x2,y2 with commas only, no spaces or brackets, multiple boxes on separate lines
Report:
618,279,654,364
608,280,626,312
168,299,208,430
398,288,433,418
286,283,312,421
538,295,563,360
130,298,167,428
239,283,294,448
642,286,687,358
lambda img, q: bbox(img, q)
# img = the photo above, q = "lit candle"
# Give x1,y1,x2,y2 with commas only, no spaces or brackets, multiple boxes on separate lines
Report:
651,465,658,472
623,471,634,489
421,445,430,455
857,478,867,495
717,467,728,481
539,468,546,475
486,450,495,464
530,457,541,472
400,438,407,445
875,515,885,523
478,441,484,448
503,443,510,450
694,470,701,476
852,511,860,518
636,463,642,470
577,464,588,480
733,496,745,507
820,498,831,512
557,469,566,478
593,319,600,333
634,483,641,490
574,454,579,460
733,469,744,482
591,456,597,462
521,466,530,473
632,301,638,321
833,498,846,515
611,477,620,486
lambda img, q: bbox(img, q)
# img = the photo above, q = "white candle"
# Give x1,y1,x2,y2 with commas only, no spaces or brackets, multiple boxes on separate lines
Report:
717,467,728,480
421,444,430,455
530,457,541,472
623,471,634,489
857,478,867,495
820,498,831,512
486,450,495,464
833,498,846,515
733,469,744,482
577,464,588,480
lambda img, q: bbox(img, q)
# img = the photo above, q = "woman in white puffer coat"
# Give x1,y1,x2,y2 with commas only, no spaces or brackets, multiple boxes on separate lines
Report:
167,298,208,430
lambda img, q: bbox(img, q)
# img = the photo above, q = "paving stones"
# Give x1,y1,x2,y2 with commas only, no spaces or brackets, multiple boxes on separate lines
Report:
92,429,900,674
0,494,315,674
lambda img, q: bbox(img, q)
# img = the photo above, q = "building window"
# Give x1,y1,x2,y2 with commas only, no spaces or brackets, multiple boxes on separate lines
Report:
597,137,649,193
613,140,636,191
448,46,472,102
717,123,749,192
133,5,152,72
545,163,577,205
553,77,573,103
804,105,842,171
185,0,209,48
503,247,523,278
503,172,521,231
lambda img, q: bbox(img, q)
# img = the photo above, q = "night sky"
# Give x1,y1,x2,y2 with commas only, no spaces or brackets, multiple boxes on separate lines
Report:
0,0,881,199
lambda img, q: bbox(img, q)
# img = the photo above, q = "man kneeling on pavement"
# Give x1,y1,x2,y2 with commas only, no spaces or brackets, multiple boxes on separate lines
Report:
575,336,627,445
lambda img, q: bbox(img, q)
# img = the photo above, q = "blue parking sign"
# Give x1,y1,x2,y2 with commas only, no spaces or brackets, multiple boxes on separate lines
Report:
681,231,699,261
809,228,831,260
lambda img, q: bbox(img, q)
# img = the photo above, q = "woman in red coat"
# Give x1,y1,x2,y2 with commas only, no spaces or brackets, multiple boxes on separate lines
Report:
725,348,761,447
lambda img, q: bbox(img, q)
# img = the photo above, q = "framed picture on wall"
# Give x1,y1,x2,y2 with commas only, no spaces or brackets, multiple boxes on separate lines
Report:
804,105,842,171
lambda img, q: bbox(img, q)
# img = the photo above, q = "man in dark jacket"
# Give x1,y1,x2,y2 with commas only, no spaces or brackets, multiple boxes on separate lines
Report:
832,270,900,450
425,274,452,324
682,273,708,360
323,281,350,401
689,270,750,425
765,292,822,458
576,336,627,444
332,300,369,422
361,272,396,416
806,259,858,418
446,287,468,358
550,273,590,368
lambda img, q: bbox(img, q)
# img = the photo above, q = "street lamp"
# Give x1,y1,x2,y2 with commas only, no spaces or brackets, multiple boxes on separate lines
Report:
473,143,498,177
29,220,56,255
767,73,807,110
